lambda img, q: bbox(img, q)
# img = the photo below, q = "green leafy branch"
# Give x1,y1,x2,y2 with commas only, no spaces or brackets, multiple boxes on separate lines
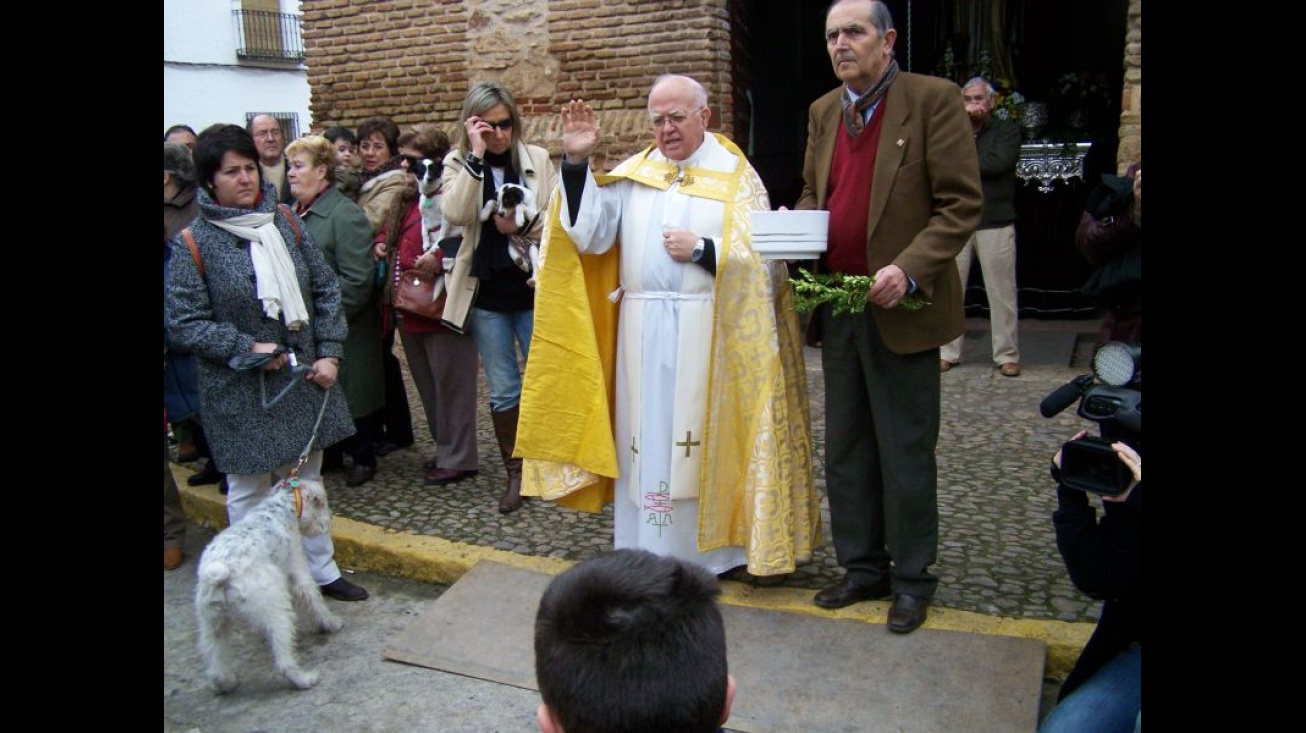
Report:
790,268,930,315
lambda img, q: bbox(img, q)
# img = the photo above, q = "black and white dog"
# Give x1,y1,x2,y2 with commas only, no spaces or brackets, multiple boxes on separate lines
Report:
480,183,541,284
414,158,444,251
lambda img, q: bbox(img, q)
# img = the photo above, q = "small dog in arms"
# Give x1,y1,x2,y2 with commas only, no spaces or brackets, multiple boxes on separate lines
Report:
194,477,342,693
480,183,542,284
414,158,444,251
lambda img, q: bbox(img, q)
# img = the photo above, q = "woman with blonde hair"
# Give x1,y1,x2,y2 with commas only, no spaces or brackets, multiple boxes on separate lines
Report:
286,134,384,487
441,82,556,513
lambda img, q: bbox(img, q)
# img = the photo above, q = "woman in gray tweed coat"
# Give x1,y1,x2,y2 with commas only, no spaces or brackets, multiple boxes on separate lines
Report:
165,123,367,601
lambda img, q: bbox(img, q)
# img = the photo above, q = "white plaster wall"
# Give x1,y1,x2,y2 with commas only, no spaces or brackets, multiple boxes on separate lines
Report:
163,0,311,136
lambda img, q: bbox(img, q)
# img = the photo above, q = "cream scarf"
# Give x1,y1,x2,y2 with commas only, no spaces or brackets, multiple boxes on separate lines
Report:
209,213,310,330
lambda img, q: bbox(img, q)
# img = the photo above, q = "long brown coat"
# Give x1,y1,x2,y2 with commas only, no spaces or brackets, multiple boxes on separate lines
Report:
796,72,982,354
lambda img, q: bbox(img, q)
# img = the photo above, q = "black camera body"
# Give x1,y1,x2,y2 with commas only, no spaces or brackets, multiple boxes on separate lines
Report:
1041,343,1141,496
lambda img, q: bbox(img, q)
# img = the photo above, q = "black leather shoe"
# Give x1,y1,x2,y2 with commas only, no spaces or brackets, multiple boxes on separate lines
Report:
320,577,369,602
186,462,222,486
345,464,376,487
887,594,930,634
813,577,892,609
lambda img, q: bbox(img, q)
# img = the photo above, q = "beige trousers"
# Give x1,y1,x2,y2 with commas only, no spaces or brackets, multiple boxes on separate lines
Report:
940,225,1020,366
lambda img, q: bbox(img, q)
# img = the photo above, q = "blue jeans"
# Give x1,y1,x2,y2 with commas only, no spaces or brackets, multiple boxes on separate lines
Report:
1039,644,1141,733
470,307,533,412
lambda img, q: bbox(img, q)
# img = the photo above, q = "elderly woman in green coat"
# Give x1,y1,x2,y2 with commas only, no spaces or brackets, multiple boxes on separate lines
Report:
287,135,386,488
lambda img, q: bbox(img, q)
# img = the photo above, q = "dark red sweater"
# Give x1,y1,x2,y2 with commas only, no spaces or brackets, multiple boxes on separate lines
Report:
824,101,886,276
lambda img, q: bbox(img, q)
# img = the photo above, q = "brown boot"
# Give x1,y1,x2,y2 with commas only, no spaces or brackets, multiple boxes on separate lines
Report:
490,406,525,513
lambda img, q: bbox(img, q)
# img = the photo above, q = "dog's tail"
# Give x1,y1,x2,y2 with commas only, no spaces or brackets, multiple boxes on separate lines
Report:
199,561,234,591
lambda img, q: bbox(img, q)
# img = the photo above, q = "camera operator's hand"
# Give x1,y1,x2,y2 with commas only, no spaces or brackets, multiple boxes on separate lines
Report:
1051,430,1090,471
1103,441,1141,503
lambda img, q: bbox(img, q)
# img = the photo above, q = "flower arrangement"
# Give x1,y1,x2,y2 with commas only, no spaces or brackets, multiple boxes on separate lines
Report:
790,268,930,316
988,76,1025,122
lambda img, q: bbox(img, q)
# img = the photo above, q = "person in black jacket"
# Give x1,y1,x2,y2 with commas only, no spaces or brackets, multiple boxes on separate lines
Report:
1040,431,1141,733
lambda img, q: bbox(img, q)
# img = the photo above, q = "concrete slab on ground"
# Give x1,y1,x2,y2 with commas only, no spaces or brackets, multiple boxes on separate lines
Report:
384,560,1047,733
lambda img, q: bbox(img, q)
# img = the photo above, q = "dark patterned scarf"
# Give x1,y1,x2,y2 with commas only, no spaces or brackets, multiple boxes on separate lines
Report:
842,58,899,138
359,155,404,186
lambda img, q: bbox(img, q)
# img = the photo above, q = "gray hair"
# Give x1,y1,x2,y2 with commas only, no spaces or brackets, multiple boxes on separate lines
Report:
163,141,197,190
650,74,709,110
828,0,895,37
963,77,995,97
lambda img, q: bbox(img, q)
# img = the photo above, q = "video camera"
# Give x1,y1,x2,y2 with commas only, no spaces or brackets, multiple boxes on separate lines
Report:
1041,342,1141,496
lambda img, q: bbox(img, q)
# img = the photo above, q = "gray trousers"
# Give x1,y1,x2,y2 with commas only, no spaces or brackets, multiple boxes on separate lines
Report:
819,305,940,599
399,329,481,471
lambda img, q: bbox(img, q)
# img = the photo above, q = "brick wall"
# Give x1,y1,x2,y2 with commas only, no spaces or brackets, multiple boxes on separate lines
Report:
303,0,736,169
1116,0,1141,173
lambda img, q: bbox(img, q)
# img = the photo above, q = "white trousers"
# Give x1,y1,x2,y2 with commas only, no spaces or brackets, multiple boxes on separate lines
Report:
940,224,1020,365
224,450,341,586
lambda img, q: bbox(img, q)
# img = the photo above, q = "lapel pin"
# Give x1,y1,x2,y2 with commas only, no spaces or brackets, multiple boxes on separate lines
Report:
896,138,905,147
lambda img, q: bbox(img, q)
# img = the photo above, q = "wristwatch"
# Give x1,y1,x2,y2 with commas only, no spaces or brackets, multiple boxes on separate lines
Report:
691,238,706,263
465,153,483,169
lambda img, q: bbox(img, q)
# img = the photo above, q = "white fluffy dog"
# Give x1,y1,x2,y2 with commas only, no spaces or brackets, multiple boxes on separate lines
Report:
194,477,342,693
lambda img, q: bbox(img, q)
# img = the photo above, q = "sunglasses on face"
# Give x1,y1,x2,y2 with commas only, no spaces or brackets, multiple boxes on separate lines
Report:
481,118,513,131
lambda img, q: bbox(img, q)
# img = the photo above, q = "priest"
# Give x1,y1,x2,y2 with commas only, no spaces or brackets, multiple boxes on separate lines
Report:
516,75,820,579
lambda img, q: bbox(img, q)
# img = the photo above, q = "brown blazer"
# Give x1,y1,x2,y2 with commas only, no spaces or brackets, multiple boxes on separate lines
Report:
797,72,982,355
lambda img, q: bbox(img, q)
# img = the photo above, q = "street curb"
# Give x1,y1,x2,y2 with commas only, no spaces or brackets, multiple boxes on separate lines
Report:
175,465,1093,681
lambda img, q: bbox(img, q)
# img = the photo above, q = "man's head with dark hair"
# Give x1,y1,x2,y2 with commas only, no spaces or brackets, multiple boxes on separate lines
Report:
533,549,735,733
164,124,198,152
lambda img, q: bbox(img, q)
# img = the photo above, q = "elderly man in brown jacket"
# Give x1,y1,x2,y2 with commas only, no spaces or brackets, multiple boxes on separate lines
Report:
796,0,981,634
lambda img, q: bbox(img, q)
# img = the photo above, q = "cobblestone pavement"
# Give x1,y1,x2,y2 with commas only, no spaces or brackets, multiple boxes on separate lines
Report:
319,320,1103,624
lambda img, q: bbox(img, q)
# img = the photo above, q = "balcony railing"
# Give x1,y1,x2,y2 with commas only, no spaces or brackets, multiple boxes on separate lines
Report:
233,10,304,63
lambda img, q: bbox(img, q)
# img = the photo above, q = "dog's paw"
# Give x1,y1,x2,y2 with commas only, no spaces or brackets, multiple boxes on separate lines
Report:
286,667,321,690
210,673,240,695
318,613,343,634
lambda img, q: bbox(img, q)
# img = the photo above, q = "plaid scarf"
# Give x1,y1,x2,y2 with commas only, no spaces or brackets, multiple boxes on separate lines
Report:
842,58,899,138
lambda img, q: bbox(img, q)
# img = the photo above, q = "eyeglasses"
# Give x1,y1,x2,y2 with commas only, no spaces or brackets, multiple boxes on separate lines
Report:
254,129,283,141
481,118,513,131
650,109,703,130
359,142,390,154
